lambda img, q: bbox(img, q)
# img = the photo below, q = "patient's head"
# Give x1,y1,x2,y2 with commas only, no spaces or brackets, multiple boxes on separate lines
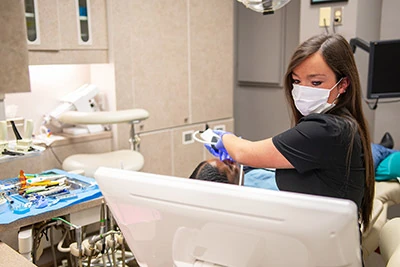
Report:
189,159,240,185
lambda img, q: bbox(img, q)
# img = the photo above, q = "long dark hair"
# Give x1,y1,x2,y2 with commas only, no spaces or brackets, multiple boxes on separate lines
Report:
283,34,374,231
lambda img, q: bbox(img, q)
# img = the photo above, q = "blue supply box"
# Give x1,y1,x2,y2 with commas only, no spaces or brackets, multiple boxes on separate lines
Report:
0,169,102,224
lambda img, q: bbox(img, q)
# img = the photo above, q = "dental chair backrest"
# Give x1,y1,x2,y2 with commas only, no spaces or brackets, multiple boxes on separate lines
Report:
58,109,149,177
95,167,363,267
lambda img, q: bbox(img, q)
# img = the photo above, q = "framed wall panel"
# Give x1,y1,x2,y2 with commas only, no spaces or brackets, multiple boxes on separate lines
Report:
237,3,285,88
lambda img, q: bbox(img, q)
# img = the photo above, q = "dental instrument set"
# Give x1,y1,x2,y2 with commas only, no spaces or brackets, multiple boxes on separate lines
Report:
0,169,99,216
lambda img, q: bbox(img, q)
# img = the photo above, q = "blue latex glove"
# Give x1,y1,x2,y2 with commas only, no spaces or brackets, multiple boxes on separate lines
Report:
204,130,234,161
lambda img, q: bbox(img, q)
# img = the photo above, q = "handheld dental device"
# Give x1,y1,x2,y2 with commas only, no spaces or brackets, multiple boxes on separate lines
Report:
193,128,245,187
192,129,220,145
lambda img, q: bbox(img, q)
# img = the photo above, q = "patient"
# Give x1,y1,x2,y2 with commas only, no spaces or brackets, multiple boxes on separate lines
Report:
189,158,278,190
189,159,239,184
372,132,397,170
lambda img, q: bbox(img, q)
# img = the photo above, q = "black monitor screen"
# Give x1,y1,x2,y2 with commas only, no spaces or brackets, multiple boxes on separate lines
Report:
367,39,400,99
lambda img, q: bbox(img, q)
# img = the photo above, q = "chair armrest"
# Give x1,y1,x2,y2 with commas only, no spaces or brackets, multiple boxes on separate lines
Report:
380,217,400,266
362,199,386,258
59,109,149,125
375,181,400,206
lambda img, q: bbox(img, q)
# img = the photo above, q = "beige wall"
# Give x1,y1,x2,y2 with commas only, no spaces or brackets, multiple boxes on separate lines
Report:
234,0,299,141
108,0,235,176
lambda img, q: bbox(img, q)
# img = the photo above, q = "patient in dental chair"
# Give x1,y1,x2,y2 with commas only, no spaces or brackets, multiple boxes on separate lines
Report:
189,158,279,190
190,133,398,187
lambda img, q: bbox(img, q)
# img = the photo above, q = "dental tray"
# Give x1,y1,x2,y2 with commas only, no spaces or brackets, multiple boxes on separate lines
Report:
0,169,102,224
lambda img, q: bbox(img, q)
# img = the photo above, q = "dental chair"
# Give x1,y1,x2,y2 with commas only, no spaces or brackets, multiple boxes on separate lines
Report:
379,217,400,267
362,181,400,260
58,109,149,177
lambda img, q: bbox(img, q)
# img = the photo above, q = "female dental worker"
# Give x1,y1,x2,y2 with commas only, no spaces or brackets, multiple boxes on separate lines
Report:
206,34,375,233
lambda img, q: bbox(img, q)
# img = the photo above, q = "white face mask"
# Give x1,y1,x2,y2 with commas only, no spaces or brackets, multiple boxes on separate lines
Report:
291,78,343,116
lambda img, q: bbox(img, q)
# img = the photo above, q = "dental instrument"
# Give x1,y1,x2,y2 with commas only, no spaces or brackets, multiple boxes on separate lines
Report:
0,195,7,214
192,129,220,145
194,128,245,186
239,164,244,186
2,193,14,205
25,174,66,184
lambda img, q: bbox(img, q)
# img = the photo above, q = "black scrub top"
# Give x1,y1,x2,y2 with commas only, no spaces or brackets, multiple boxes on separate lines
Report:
272,113,365,209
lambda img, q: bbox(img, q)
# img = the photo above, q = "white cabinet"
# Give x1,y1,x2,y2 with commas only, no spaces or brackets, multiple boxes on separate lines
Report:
25,0,61,51
58,0,108,50
24,0,108,65
0,0,31,95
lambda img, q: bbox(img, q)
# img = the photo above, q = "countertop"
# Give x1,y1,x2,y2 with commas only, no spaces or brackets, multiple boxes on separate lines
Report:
0,241,37,266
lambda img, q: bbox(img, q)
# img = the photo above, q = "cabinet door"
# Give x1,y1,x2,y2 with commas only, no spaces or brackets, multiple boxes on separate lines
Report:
58,0,108,50
25,0,61,51
237,3,285,87
190,0,234,123
0,0,31,94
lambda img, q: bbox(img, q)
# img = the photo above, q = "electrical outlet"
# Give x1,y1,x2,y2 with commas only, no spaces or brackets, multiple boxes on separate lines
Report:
182,130,194,145
333,7,343,26
319,7,331,27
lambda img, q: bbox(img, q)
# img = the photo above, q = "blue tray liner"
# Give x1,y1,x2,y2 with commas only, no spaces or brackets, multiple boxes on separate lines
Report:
0,169,102,224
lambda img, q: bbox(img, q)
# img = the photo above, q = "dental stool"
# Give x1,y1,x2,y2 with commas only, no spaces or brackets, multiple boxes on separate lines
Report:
58,109,149,177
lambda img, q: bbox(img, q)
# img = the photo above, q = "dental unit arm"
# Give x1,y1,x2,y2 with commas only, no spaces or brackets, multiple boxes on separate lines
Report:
45,84,103,134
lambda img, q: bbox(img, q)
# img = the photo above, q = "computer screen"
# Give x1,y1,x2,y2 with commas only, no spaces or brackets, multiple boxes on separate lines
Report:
94,167,362,267
367,39,400,99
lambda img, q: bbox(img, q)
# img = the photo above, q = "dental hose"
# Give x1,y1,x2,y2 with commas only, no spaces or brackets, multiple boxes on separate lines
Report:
87,255,92,267
52,217,83,267
76,226,83,267
121,236,126,267
99,201,107,267
106,251,112,267
108,209,118,267
111,233,117,266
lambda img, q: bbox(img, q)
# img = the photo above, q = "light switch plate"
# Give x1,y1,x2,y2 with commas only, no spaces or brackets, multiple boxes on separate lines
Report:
319,7,331,27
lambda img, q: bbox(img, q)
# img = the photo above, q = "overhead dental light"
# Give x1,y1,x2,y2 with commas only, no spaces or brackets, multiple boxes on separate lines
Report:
237,0,291,15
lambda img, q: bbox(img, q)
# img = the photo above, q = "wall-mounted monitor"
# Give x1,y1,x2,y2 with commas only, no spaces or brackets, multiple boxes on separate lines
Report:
311,0,348,4
367,39,400,99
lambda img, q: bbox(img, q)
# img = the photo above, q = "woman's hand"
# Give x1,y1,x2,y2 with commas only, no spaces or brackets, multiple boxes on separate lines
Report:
204,130,234,161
